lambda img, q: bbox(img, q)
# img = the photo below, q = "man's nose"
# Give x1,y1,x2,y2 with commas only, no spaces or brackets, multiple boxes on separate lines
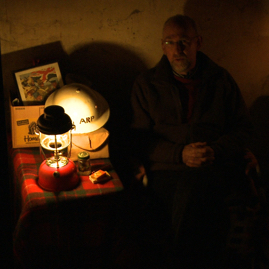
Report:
175,41,185,52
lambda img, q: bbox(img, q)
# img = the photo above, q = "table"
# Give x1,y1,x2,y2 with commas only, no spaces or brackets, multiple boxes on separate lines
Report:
10,146,124,268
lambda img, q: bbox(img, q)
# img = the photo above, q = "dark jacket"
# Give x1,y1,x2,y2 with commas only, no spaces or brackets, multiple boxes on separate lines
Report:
130,51,253,171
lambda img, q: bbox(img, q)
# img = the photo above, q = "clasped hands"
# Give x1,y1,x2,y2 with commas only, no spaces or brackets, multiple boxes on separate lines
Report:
182,142,215,167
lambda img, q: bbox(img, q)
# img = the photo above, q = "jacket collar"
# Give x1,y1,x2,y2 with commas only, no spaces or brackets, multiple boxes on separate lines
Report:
152,51,222,86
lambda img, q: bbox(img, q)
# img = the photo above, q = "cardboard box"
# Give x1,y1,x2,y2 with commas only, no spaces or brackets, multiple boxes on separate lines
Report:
10,102,44,148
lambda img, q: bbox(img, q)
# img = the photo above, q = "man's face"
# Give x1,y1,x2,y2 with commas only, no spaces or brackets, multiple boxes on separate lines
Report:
162,23,202,75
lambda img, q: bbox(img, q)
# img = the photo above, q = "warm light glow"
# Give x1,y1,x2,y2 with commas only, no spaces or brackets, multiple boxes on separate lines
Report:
41,133,70,152
39,131,71,168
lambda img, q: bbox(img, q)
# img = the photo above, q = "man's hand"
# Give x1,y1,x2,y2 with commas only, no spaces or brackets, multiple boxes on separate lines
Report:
182,142,215,167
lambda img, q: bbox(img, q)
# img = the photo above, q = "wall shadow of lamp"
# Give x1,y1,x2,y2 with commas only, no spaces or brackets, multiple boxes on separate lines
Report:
45,83,110,162
36,105,80,192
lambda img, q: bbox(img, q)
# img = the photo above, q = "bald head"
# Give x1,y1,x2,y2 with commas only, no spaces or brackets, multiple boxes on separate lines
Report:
163,15,198,38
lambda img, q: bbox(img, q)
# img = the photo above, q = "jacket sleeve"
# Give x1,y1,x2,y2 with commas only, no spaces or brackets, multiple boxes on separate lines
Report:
209,72,254,164
130,76,184,165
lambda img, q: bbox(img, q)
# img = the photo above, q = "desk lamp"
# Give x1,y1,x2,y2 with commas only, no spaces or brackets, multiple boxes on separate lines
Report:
36,105,79,191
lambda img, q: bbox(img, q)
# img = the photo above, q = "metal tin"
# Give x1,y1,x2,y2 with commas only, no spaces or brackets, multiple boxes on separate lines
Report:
77,151,91,174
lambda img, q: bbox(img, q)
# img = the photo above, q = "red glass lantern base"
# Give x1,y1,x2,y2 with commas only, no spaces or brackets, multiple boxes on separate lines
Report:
38,159,80,192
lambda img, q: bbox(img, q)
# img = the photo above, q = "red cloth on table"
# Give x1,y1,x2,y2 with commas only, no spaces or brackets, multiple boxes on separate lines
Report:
10,146,124,268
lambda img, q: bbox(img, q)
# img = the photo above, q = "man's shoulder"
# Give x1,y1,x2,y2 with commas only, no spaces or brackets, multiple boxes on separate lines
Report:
198,51,236,82
135,55,172,84
137,65,157,80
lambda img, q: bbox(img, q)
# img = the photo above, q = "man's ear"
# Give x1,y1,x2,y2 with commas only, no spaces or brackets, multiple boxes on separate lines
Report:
161,39,166,55
196,35,203,50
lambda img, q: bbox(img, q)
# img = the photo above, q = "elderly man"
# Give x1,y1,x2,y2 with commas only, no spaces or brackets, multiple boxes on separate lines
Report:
130,14,253,268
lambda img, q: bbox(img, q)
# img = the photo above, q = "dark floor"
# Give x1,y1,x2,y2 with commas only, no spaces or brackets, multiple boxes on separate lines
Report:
111,184,269,269
11,180,269,269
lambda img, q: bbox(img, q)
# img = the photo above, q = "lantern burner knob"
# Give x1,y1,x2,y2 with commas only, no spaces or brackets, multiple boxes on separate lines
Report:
53,171,60,178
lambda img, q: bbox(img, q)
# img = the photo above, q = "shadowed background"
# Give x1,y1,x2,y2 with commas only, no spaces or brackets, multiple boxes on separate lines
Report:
1,0,269,267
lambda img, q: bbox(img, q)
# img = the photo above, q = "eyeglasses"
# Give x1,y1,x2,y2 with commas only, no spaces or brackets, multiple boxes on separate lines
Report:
163,36,198,48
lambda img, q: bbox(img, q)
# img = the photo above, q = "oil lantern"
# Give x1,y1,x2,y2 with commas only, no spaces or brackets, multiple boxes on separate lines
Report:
36,105,79,191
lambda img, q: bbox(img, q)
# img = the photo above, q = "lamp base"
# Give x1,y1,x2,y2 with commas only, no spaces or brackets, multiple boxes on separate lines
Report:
38,159,80,192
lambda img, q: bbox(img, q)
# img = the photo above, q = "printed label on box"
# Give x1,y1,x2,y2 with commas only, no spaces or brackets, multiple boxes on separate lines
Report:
15,118,40,146
10,103,44,148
